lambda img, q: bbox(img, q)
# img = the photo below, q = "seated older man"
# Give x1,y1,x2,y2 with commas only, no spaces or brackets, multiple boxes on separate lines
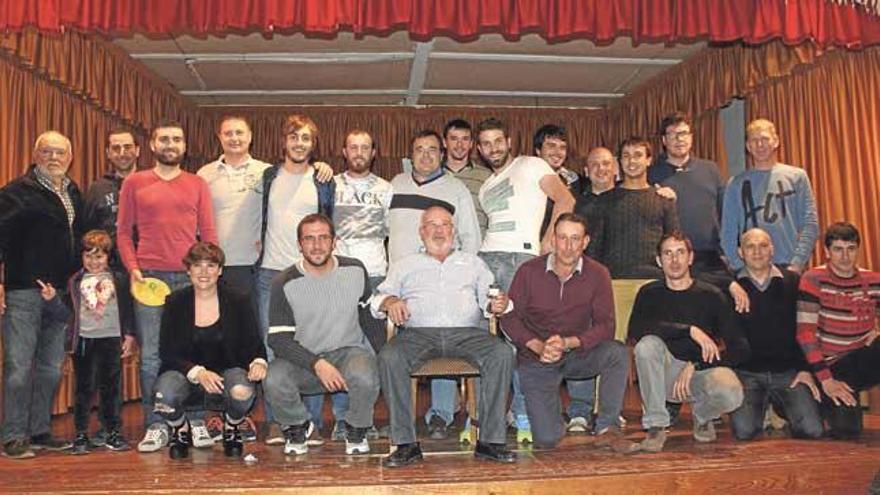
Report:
375,205,515,468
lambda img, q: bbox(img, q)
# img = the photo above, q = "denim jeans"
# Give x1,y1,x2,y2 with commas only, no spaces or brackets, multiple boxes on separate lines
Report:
264,346,379,429
634,335,744,429
1,289,69,442
379,326,514,445
153,368,256,423
730,369,823,440
303,392,349,430
478,251,535,429
135,270,191,427
256,267,279,360
73,337,123,433
519,340,629,449
566,378,596,420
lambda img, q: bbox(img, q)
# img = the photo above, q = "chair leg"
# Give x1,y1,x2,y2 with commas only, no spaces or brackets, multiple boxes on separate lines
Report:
411,378,419,422
465,377,479,443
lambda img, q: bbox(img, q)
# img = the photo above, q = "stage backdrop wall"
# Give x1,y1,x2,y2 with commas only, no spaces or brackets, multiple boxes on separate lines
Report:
2,30,880,414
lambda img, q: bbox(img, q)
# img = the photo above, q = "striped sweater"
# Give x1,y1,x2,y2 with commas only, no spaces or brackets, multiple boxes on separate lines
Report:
796,265,880,381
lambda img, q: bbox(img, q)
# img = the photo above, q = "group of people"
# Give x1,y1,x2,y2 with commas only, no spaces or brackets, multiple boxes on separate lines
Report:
0,111,877,469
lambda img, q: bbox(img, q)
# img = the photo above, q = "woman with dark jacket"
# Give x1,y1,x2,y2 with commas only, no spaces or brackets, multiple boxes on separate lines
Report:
154,242,267,459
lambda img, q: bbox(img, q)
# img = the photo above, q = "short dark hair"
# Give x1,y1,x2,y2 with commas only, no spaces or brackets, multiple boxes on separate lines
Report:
656,231,694,256
217,115,251,134
150,119,184,140
824,222,861,248
107,128,136,146
475,118,508,140
533,124,567,154
554,212,589,236
410,129,444,154
619,136,653,160
443,119,472,139
659,112,692,137
82,229,113,254
182,241,225,268
297,213,336,240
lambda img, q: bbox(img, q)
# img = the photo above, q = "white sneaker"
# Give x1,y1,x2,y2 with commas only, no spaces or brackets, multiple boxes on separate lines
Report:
137,423,169,453
283,422,314,455
344,425,370,455
567,416,589,433
190,420,214,448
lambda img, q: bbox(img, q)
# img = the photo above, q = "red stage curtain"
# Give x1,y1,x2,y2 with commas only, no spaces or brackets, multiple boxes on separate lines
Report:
3,0,880,48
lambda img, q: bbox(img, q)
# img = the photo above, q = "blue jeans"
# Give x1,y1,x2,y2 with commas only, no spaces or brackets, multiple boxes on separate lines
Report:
478,251,535,429
303,393,350,430
730,369,823,440
1,289,69,442
135,270,191,427
566,379,596,419
264,346,379,429
153,368,256,423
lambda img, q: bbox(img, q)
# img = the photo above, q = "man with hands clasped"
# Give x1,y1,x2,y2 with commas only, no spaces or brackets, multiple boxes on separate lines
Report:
502,213,635,452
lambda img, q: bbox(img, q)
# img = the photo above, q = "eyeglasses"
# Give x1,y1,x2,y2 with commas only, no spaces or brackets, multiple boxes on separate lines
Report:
665,131,692,141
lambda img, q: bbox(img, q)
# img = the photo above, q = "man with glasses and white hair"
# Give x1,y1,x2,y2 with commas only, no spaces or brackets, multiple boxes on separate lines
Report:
0,131,83,458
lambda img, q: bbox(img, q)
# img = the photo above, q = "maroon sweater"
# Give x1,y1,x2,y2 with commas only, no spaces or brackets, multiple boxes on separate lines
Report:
502,254,615,363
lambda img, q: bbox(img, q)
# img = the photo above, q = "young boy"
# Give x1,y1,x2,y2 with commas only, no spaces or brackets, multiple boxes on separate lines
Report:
40,230,137,454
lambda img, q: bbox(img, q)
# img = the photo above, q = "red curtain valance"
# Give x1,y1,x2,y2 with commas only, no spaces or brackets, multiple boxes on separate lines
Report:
3,0,880,48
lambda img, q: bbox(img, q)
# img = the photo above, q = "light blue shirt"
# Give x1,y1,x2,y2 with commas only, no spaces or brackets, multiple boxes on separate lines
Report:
372,250,495,328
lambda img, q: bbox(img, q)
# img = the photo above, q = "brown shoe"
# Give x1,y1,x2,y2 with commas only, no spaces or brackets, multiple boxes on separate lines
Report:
590,426,640,454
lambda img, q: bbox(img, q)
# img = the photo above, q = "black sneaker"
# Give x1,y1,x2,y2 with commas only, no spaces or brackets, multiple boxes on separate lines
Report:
344,422,370,455
30,433,72,451
2,439,35,459
223,423,244,458
104,429,131,452
383,442,423,468
283,421,313,455
239,416,258,443
427,415,448,440
91,428,107,447
169,424,192,460
71,432,93,455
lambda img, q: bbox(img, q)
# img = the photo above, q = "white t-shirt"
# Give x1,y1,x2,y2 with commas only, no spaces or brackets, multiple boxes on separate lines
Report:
261,167,318,270
333,172,393,277
479,155,554,255
198,156,271,266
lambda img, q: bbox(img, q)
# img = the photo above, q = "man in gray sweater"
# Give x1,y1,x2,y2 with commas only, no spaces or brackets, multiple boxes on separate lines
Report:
263,214,379,457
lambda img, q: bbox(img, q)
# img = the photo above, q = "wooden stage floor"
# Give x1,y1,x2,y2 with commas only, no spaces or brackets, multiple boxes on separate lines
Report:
2,401,879,495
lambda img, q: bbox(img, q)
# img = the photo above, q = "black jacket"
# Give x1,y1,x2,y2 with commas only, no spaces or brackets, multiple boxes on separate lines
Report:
81,171,129,270
159,283,267,376
0,166,83,290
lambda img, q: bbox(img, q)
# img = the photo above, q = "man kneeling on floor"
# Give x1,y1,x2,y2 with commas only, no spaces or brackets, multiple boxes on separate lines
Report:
502,212,637,453
375,206,516,467
629,231,750,452
263,214,380,456
729,228,823,440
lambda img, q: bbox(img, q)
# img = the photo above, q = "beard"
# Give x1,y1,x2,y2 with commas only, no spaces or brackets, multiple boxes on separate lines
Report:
155,150,182,166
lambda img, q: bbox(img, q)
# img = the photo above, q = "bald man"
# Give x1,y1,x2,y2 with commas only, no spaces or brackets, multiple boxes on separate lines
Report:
0,131,82,458
729,228,822,441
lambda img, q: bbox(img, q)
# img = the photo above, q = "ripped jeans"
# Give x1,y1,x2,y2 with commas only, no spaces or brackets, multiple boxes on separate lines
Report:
153,368,255,424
